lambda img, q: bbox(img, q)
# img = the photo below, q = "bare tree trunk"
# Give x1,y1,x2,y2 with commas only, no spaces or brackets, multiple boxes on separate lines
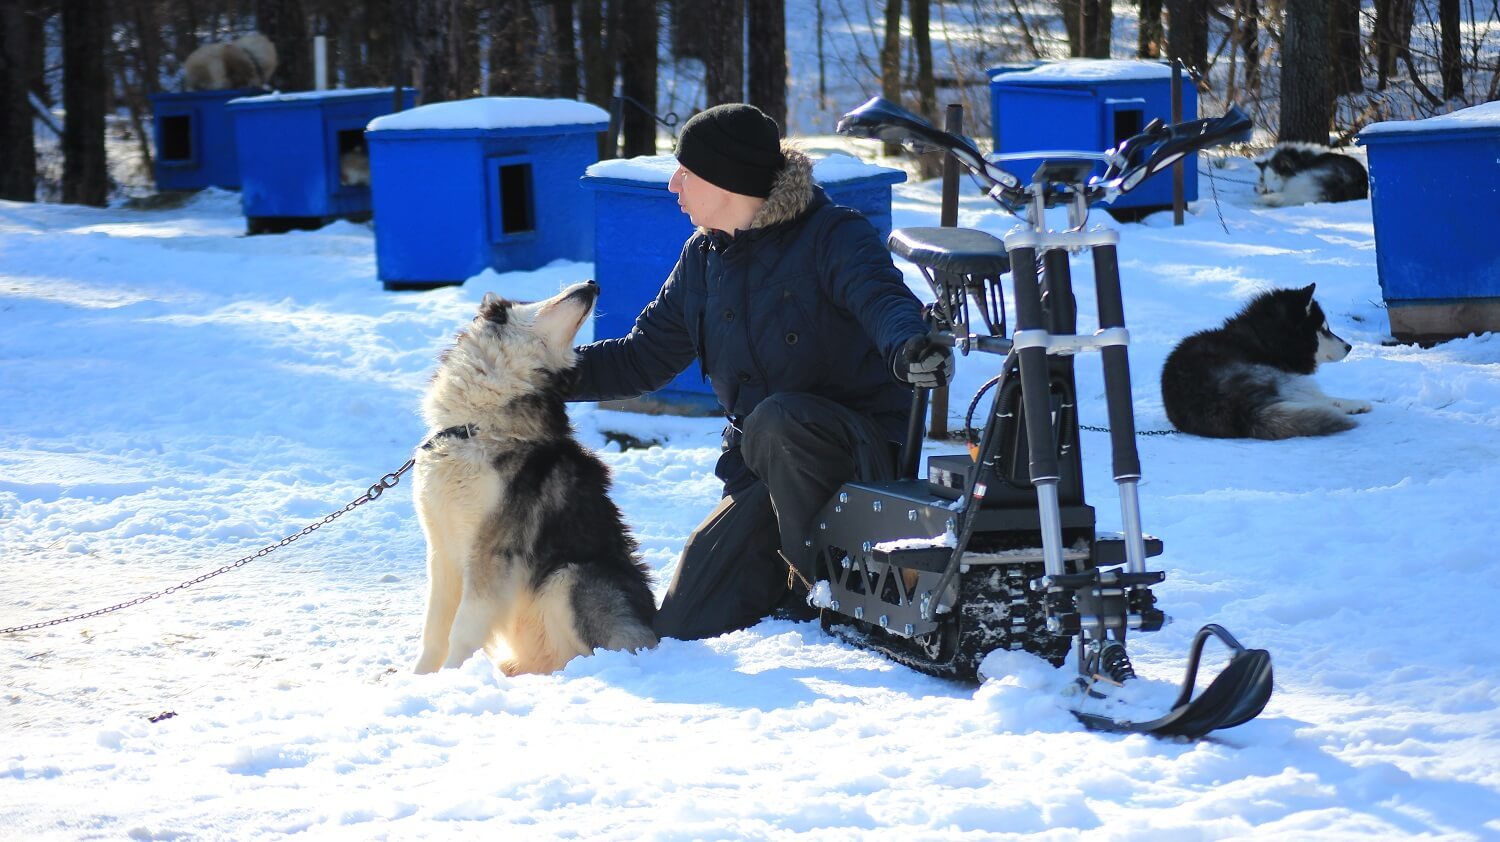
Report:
23,0,43,103
1138,0,1163,58
910,0,934,119
133,0,162,94
455,0,480,98
910,0,941,178
172,0,201,66
62,0,109,206
346,0,379,87
582,0,623,157
551,0,580,98
618,0,656,156
1088,0,1112,57
703,0,743,106
118,1,158,173
1165,0,1208,72
1374,0,1415,89
257,0,311,90
1061,0,1112,58
414,0,462,104
1062,0,1083,56
1280,0,1333,143
1329,0,1362,95
1237,0,1259,96
0,0,37,201
1439,0,1462,100
580,0,618,109
746,0,785,132
670,0,705,60
489,0,538,95
880,0,901,156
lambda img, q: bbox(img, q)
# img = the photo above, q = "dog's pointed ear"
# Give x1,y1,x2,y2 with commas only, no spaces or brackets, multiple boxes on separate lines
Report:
1299,283,1317,315
477,291,510,324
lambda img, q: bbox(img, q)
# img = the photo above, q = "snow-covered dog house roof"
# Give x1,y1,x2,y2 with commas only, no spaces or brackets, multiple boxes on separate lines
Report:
578,152,906,413
226,87,417,233
987,58,1197,215
1359,101,1500,344
365,97,610,290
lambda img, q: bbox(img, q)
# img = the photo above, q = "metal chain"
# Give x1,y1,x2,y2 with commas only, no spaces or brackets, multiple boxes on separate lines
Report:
1,457,417,636
1079,424,1180,437
1206,156,1231,235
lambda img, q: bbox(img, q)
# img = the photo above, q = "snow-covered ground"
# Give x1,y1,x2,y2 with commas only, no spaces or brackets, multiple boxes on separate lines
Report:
3,150,1500,840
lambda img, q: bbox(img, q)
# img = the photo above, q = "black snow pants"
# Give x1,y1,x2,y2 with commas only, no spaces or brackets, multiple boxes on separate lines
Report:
653,392,897,641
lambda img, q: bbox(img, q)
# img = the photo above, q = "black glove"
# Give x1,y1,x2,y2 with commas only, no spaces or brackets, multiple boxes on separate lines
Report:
893,333,954,388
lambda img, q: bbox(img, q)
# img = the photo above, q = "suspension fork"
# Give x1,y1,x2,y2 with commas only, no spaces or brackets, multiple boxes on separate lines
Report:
1005,243,1069,580
1091,241,1149,576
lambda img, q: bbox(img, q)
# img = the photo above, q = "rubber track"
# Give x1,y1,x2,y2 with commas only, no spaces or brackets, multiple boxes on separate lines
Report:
825,561,1071,681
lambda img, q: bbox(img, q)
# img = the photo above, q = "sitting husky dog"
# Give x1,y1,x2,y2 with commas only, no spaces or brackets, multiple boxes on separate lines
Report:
183,32,278,91
1161,284,1371,439
412,281,657,675
1254,142,1368,206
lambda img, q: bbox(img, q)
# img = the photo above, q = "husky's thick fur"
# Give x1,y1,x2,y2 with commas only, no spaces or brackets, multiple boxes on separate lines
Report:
183,33,278,91
412,281,657,675
1161,285,1371,439
1254,142,1368,206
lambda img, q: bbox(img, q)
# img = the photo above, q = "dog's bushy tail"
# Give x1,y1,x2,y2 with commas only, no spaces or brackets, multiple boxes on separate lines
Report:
1251,402,1356,439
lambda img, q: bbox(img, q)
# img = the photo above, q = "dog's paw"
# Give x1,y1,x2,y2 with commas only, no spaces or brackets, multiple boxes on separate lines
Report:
1333,398,1373,415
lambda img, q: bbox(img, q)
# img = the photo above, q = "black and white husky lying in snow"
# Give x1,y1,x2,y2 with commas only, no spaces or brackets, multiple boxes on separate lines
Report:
1254,142,1369,206
1161,284,1372,440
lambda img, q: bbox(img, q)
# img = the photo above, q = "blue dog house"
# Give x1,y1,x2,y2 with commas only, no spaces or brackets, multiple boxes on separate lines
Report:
989,59,1197,216
580,154,906,413
227,87,416,234
366,97,609,290
149,88,259,191
1361,101,1500,343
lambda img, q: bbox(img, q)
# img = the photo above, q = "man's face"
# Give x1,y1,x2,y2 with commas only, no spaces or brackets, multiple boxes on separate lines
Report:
668,164,732,229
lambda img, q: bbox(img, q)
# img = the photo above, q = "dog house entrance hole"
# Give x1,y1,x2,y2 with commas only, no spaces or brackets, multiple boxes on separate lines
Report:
160,115,193,161
497,162,535,235
337,129,370,187
1112,109,1143,146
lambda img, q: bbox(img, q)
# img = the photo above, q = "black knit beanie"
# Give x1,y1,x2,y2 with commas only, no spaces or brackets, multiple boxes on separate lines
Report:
674,103,785,198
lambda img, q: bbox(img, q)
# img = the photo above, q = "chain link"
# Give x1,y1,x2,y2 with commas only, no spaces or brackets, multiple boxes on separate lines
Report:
1079,424,1181,437
1,457,417,636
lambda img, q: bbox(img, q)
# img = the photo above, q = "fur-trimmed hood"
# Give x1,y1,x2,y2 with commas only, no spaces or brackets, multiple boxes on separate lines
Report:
746,143,816,230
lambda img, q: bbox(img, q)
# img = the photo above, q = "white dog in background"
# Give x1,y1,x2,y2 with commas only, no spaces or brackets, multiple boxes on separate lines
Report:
183,32,278,91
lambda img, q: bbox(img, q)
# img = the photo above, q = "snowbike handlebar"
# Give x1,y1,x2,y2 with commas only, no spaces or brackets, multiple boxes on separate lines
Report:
835,96,1252,213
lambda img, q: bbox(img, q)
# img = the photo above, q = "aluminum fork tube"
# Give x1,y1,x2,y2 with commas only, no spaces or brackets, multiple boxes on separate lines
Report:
1092,244,1148,574
1010,245,1067,579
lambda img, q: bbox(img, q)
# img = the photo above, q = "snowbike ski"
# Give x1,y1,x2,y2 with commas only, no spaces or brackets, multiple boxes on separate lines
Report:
817,96,1272,740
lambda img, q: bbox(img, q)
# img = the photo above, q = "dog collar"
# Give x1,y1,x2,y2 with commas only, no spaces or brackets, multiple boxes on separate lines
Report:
421,424,476,450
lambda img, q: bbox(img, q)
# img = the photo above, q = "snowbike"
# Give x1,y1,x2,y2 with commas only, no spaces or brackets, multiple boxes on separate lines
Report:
818,96,1273,740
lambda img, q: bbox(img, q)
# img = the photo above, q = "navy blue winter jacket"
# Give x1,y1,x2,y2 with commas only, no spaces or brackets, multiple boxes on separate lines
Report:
569,148,928,489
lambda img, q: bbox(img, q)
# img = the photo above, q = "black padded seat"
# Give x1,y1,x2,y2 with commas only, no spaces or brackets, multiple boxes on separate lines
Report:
887,227,1011,276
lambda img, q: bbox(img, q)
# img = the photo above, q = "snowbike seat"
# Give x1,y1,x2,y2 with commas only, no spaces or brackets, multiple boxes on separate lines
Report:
888,227,1011,277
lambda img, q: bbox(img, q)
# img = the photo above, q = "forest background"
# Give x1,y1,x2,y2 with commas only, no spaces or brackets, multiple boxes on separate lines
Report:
0,0,1495,206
